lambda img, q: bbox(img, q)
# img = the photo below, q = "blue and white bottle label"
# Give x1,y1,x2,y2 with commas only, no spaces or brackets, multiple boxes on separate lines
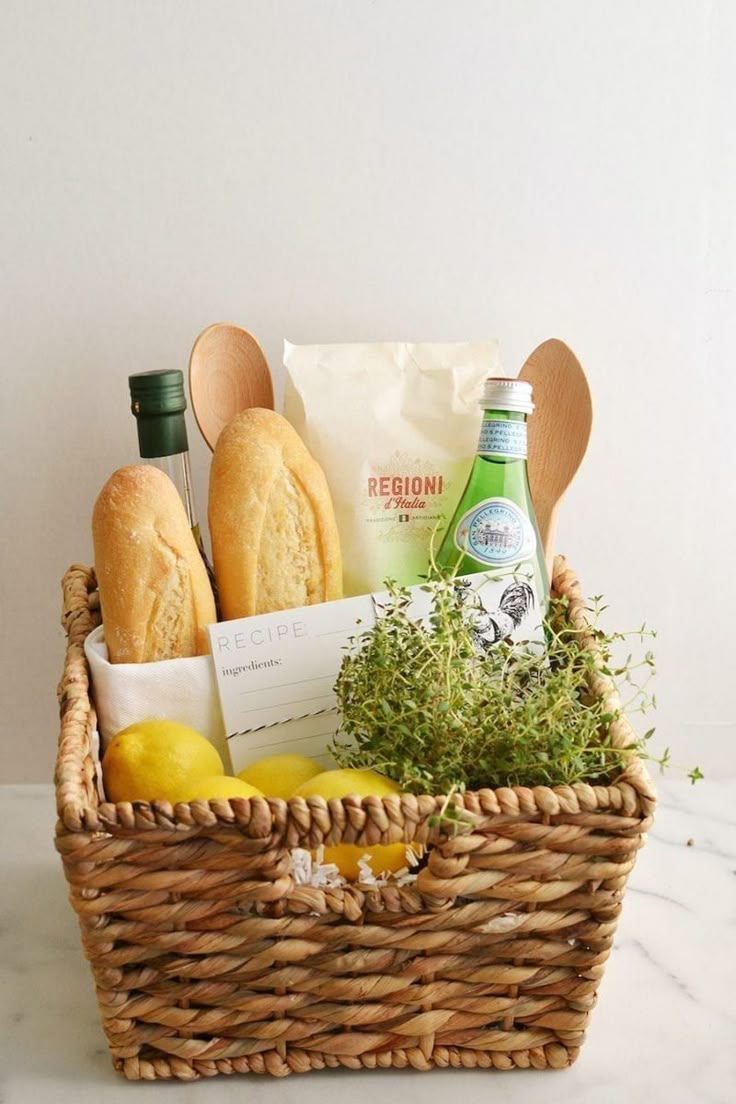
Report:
454,496,537,566
478,419,527,458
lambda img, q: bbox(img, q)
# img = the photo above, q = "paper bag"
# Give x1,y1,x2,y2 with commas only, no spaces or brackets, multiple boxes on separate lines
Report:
284,340,498,595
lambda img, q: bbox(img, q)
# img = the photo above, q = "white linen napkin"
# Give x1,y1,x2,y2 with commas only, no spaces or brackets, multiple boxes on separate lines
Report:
84,625,232,771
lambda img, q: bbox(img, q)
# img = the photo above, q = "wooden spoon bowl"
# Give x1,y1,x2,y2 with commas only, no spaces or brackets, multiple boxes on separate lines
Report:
189,323,274,450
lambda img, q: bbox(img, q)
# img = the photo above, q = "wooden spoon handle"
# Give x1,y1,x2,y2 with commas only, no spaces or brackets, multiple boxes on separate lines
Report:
542,504,559,584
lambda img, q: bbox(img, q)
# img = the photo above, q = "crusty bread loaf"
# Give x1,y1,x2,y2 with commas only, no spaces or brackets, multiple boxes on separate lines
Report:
92,465,217,662
208,408,343,618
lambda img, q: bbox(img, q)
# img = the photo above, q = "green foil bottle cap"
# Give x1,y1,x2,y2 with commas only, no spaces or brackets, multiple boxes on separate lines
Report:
129,369,189,458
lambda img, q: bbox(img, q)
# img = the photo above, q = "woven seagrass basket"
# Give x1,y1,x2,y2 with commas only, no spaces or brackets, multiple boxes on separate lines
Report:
55,556,655,1081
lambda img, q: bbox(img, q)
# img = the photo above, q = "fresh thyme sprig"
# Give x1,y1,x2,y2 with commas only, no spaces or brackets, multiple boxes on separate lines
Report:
333,570,698,794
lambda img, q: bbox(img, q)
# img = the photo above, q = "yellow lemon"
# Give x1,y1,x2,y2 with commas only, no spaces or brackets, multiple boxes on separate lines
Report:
102,719,225,803
293,768,399,801
293,768,408,880
238,753,321,800
176,775,264,801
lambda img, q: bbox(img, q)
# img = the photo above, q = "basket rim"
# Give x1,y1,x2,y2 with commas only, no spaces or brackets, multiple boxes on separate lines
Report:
55,556,656,837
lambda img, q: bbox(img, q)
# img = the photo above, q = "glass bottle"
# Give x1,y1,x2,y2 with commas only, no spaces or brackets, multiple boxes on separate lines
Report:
436,377,549,616
128,370,231,772
128,369,217,600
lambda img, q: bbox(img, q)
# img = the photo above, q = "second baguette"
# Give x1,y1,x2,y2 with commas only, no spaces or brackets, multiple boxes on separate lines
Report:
209,408,342,618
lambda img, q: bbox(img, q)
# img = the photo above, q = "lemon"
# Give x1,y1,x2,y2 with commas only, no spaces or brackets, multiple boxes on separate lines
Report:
293,768,408,880
102,719,225,803
238,753,321,799
176,775,264,801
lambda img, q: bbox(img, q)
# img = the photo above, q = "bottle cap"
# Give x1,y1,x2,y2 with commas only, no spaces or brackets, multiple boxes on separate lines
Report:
129,369,187,415
129,370,189,458
481,377,534,414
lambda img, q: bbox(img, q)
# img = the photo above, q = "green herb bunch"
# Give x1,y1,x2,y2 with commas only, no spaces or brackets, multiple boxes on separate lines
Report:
333,570,688,795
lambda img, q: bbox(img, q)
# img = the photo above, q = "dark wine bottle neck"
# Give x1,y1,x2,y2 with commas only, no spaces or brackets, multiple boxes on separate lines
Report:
135,411,189,459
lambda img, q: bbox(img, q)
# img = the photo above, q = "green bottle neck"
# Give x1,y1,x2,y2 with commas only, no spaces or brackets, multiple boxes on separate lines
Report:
476,408,529,461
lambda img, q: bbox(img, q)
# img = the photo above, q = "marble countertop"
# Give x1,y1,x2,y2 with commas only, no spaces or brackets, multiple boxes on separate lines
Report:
1,779,734,1103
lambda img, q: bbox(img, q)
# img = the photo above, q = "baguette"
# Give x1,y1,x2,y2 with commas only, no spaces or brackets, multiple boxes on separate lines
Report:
209,408,342,618
92,465,216,662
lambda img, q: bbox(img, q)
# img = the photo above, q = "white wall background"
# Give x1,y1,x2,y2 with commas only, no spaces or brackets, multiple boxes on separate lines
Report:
1,0,734,782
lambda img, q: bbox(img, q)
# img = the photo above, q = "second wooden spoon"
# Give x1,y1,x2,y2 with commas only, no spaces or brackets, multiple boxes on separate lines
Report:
519,338,593,580
189,323,274,450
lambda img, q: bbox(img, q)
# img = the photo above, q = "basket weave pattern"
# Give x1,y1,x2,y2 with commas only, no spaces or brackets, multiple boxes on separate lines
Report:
55,558,655,1080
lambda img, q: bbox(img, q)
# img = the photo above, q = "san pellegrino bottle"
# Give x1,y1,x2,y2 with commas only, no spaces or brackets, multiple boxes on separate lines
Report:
128,369,217,597
436,377,549,617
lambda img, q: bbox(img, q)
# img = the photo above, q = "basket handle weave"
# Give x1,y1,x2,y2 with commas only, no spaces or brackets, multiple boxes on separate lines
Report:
56,565,100,829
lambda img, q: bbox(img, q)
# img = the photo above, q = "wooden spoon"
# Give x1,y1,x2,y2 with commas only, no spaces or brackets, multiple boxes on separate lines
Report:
188,323,274,450
519,338,593,580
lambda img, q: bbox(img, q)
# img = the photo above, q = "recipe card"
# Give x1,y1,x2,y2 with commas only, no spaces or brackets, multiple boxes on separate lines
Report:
207,571,543,772
208,594,371,771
